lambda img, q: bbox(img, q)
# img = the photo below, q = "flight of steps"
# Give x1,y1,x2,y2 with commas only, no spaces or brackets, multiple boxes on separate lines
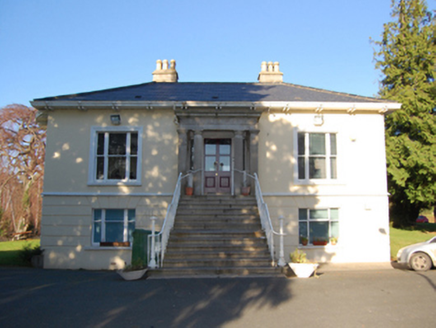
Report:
148,195,284,278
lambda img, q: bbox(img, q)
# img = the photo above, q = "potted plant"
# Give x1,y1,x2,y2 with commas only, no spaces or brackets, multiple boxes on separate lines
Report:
330,237,338,245
313,238,328,246
300,236,308,246
241,171,251,196
117,259,148,281
288,249,318,278
185,173,194,196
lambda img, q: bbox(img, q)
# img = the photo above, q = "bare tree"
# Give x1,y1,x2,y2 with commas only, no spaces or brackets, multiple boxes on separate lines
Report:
0,104,45,236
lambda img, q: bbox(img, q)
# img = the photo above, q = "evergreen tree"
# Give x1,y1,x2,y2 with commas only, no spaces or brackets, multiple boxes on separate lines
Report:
373,0,436,227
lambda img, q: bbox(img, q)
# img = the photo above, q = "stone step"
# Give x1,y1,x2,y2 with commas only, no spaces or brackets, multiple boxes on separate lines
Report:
171,230,265,239
147,266,284,278
165,244,268,252
164,250,270,260
167,237,267,246
173,222,262,230
176,210,258,217
162,258,272,268
175,214,259,221
174,216,259,222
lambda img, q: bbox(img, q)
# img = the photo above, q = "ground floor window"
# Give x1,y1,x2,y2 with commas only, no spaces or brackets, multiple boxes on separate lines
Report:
93,209,135,246
299,208,339,245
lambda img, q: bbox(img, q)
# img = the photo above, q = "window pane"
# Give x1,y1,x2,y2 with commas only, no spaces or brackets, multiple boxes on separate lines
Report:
108,157,126,179
97,133,105,155
330,134,337,155
106,222,124,242
331,221,339,239
309,158,326,179
330,209,339,220
219,144,230,155
205,157,216,171
109,134,126,155
299,223,308,241
298,158,305,179
299,209,308,221
330,158,337,179
310,209,328,220
298,133,305,155
130,133,138,155
94,209,102,221
310,222,329,243
93,222,101,243
96,157,104,180
205,144,216,155
130,156,137,180
220,157,230,171
309,134,325,155
128,209,135,221
128,222,135,243
105,209,124,221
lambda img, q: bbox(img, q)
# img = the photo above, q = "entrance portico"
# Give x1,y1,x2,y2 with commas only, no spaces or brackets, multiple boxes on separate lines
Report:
176,108,260,195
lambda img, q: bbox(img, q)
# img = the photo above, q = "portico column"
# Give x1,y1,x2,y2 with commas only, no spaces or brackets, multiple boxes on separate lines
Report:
177,128,188,176
193,130,203,195
249,130,259,176
233,131,244,195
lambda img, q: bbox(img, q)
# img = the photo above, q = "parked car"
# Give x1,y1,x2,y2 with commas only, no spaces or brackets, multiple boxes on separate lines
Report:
397,236,436,271
416,215,429,223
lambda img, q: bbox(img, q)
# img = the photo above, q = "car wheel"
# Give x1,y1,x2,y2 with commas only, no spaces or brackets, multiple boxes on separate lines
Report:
409,252,432,271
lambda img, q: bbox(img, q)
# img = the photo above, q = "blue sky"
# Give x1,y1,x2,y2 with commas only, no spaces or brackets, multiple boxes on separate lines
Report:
1,0,434,108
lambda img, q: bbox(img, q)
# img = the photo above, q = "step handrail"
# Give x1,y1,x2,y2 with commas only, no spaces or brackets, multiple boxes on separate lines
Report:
148,170,201,268
234,169,286,266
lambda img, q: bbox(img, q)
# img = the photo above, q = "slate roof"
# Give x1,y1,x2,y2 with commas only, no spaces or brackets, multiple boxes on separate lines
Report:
34,82,389,103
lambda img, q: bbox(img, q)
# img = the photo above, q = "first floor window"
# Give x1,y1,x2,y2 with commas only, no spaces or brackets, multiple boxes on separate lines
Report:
299,208,339,245
89,126,142,185
93,209,135,246
298,132,337,180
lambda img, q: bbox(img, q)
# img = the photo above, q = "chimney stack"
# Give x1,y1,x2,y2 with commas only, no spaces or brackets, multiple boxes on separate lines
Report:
258,61,283,83
152,59,178,82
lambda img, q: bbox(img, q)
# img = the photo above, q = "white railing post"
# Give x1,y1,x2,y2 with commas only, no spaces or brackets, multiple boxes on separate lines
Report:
149,216,157,269
278,215,286,267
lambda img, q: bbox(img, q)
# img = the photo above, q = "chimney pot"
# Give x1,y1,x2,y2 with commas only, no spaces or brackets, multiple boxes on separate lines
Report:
261,61,267,72
258,60,283,83
152,59,178,83
156,59,162,71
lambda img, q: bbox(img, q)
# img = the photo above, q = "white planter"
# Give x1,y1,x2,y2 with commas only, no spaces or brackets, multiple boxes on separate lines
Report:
288,263,318,278
117,268,148,281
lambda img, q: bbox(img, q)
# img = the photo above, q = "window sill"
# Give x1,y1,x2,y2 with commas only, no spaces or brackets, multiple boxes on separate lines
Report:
294,179,345,186
299,244,339,249
85,246,132,251
88,181,142,186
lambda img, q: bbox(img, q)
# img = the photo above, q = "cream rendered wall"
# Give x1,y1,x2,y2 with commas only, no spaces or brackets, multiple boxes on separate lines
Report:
41,108,178,269
258,112,391,263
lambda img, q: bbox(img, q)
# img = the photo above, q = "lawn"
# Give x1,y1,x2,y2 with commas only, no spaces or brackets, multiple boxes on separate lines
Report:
0,239,40,266
390,224,436,260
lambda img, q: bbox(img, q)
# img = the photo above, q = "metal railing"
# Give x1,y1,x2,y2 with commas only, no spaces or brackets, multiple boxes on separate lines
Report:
235,169,286,266
148,170,201,268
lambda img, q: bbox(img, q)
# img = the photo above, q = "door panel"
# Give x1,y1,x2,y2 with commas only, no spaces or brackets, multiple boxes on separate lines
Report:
204,139,231,194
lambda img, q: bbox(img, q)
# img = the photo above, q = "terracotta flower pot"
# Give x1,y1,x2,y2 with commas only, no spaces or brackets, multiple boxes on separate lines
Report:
185,187,193,196
242,186,251,196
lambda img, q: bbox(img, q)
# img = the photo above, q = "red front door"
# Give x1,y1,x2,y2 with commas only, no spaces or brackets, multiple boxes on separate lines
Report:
204,139,231,194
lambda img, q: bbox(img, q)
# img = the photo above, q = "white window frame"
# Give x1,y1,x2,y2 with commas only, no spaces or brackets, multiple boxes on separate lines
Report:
293,128,340,184
88,126,142,185
92,209,135,247
298,208,339,246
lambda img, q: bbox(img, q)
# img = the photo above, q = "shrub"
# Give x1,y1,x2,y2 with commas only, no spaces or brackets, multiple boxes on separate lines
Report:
19,243,43,265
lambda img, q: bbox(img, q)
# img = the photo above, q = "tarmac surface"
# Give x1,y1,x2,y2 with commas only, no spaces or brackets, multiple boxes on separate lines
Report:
0,263,435,328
